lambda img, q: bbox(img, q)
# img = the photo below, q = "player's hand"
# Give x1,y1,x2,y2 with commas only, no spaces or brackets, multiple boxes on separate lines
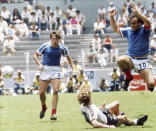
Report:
109,9,117,17
38,64,43,71
130,3,138,14
109,125,116,128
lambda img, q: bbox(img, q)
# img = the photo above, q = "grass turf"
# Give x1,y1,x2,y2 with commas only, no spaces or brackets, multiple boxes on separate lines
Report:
0,91,156,131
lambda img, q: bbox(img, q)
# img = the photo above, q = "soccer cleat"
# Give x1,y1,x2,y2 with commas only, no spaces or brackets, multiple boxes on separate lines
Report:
122,75,133,91
40,107,47,119
137,115,148,125
50,114,57,120
149,87,154,92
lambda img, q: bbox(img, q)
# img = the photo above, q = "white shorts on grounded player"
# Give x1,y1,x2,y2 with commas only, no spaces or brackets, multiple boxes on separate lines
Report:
40,65,62,81
129,56,149,72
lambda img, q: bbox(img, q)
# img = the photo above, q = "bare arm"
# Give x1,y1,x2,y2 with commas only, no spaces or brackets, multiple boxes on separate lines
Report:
33,51,43,71
109,9,120,33
130,3,150,26
66,55,74,71
91,119,115,128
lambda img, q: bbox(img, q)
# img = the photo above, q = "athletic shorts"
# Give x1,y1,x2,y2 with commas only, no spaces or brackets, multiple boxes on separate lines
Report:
102,109,118,126
40,65,62,81
129,56,149,72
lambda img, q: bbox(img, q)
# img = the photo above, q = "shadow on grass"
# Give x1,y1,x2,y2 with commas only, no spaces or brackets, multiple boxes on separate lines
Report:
119,125,152,129
40,120,66,123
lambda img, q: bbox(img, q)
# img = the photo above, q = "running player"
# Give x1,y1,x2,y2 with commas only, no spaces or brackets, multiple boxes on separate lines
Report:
34,31,73,120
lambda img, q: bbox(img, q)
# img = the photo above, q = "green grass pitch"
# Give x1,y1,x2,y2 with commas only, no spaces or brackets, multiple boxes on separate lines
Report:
0,91,156,131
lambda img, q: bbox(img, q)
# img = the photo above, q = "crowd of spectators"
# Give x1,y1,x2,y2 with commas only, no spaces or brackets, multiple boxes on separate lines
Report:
0,0,156,94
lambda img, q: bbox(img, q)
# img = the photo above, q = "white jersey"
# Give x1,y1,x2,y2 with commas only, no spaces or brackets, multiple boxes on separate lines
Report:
80,104,107,124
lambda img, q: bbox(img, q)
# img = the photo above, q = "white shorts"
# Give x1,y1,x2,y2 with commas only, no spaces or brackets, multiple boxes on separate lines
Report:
130,56,149,72
40,65,62,81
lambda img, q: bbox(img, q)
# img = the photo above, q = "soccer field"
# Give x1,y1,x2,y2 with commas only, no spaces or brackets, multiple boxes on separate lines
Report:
0,91,156,131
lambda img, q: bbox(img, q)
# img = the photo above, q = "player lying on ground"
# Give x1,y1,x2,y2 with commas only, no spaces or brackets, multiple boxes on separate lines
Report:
77,87,148,128
110,3,155,91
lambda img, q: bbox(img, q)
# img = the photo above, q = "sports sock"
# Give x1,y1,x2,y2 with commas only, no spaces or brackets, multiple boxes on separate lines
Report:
42,104,47,111
124,69,133,80
133,119,137,125
52,108,56,115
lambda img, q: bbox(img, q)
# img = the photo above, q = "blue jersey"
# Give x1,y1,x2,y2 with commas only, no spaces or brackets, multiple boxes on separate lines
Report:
37,42,69,66
120,25,150,56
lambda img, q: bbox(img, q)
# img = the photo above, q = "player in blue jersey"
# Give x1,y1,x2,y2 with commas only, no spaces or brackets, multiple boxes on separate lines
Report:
109,3,155,91
34,31,73,120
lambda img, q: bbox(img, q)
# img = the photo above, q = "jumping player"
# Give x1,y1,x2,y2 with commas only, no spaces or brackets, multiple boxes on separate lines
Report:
77,87,148,128
109,3,155,91
34,31,73,120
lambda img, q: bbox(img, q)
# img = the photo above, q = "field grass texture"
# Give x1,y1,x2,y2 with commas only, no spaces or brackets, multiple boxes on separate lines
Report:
0,91,156,131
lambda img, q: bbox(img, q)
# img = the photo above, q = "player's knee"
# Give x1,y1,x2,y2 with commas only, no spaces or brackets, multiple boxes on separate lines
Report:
117,56,125,65
115,100,120,107
53,88,59,94
39,90,45,95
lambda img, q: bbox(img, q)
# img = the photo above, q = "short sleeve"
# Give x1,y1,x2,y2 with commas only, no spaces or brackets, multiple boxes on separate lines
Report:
61,46,69,56
120,27,128,38
36,43,49,55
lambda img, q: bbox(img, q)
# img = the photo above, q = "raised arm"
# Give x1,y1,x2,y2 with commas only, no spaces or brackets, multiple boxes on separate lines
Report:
130,3,150,26
109,9,120,33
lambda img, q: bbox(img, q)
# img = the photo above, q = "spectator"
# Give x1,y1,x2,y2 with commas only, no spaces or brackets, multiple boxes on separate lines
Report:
69,13,81,35
29,12,39,27
149,2,156,13
35,6,42,22
8,24,19,42
21,7,30,25
140,6,147,16
110,67,120,91
99,78,110,91
76,69,86,90
87,44,96,64
14,19,29,36
59,15,70,35
29,72,40,94
81,77,93,92
66,75,75,93
117,11,128,27
66,4,77,18
92,34,101,52
54,7,62,29
152,52,156,62
97,49,107,67
12,8,21,22
72,60,82,80
49,12,57,30
150,34,156,56
45,6,53,20
0,16,8,35
106,2,117,26
99,18,106,34
3,35,15,56
76,10,85,32
110,45,118,63
1,6,11,25
98,6,107,20
93,19,102,35
14,69,25,94
102,35,112,52
39,11,49,30
29,22,40,40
